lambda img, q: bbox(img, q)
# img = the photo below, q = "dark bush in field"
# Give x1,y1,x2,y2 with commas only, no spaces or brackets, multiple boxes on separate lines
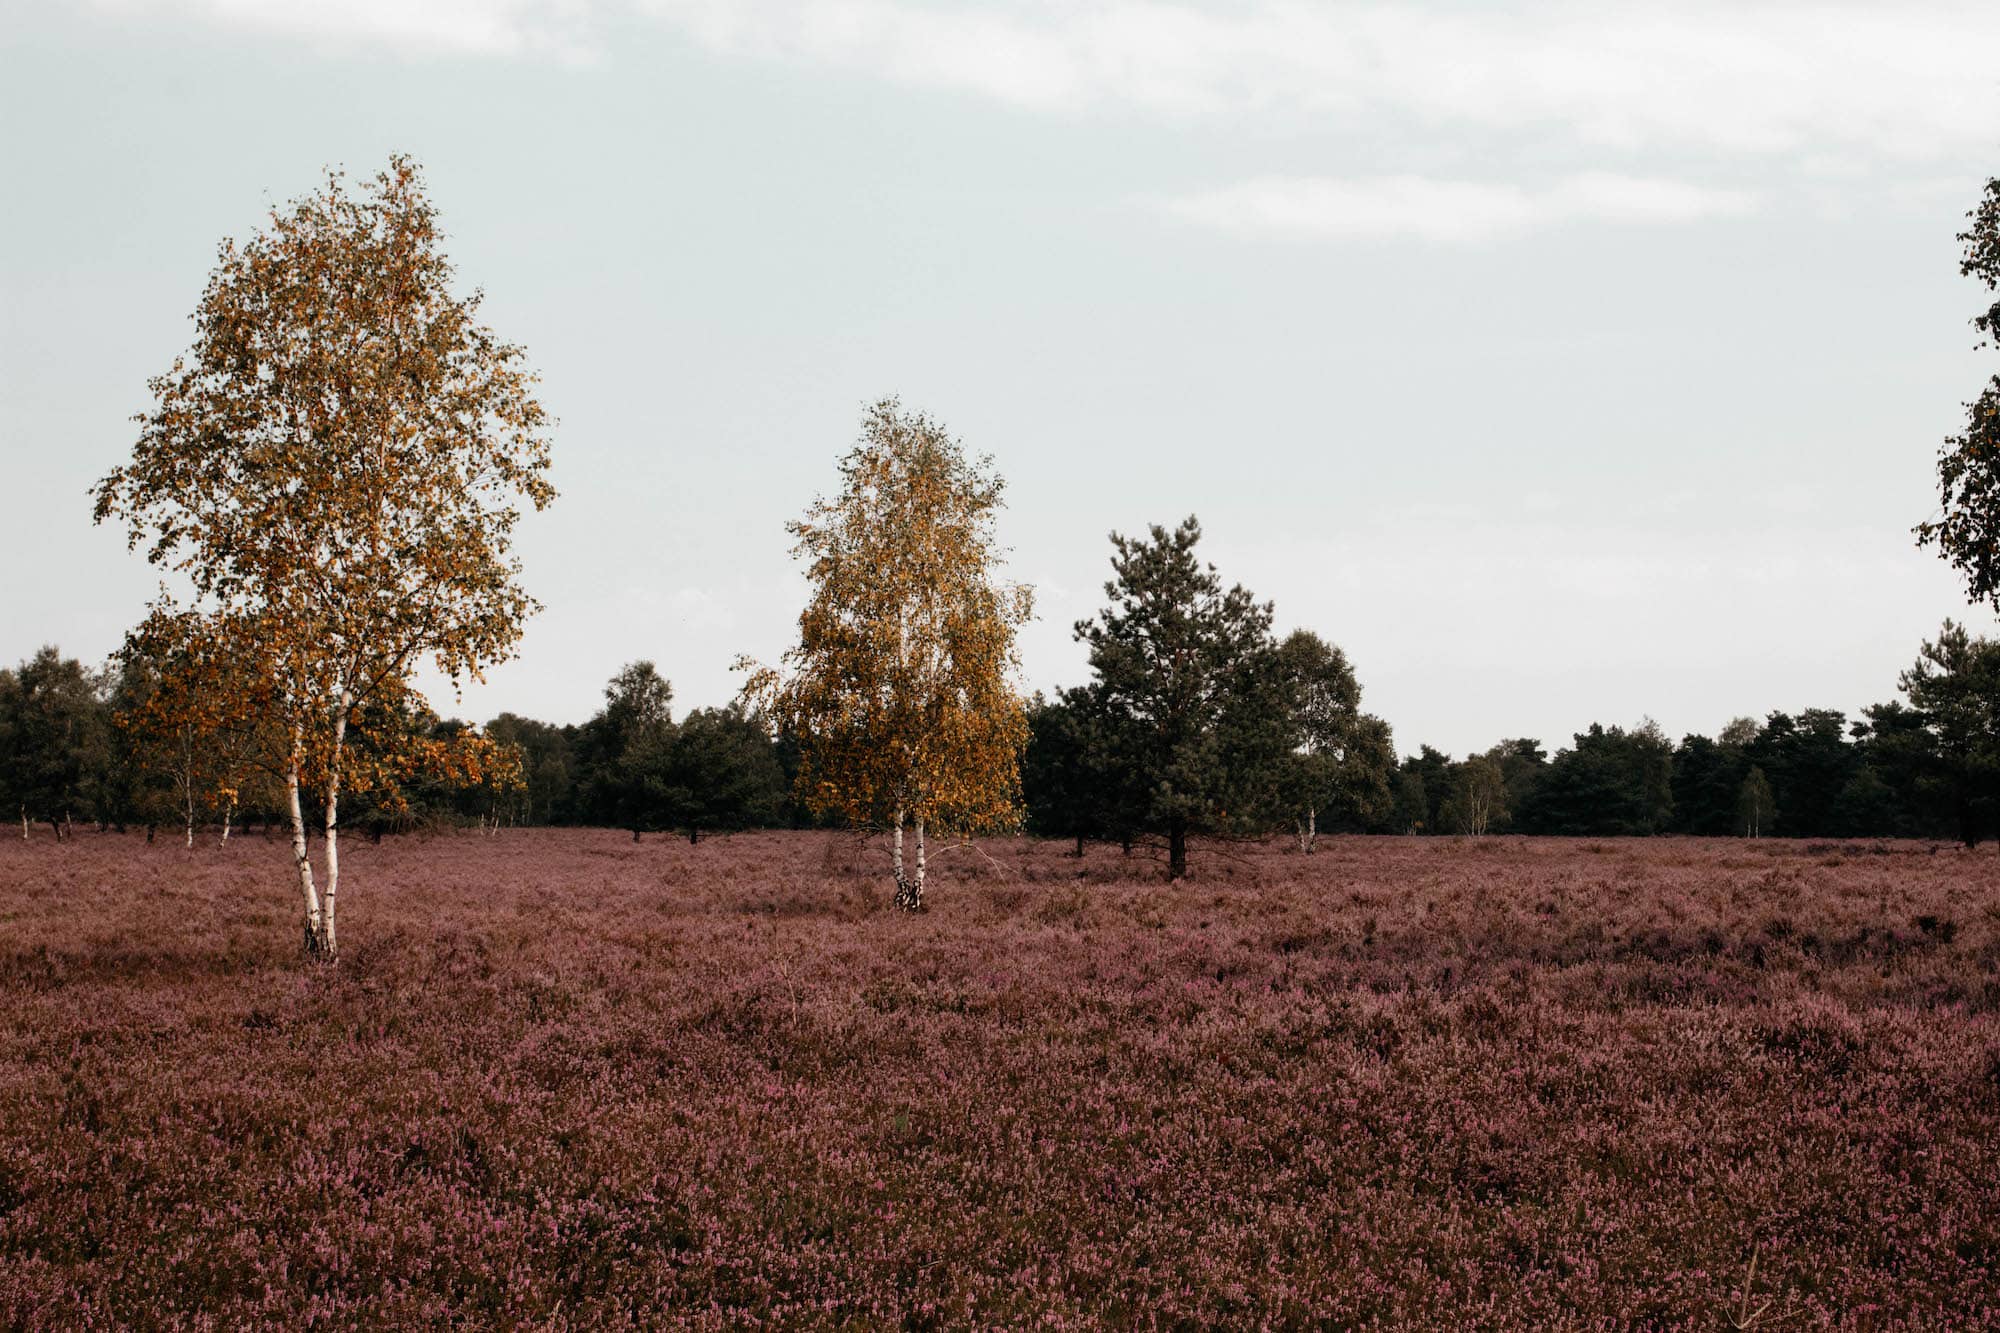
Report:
2,831,1998,1327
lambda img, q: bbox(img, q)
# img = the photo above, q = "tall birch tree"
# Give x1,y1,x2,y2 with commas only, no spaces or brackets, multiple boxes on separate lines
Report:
743,400,1031,911
93,156,554,957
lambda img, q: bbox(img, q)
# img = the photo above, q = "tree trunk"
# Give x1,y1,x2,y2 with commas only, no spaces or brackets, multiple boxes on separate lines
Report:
892,807,910,909
287,744,327,959
1307,805,1317,855
1073,833,1085,858
19,808,27,840
184,789,195,849
1168,817,1187,880
220,800,233,845
890,808,927,912
321,702,347,961
687,828,700,845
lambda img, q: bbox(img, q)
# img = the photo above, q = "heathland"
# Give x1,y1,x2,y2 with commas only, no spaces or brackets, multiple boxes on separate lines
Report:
2,830,1997,1327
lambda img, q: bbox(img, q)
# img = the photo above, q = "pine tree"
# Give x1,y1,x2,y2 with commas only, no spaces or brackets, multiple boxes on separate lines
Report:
1075,517,1286,879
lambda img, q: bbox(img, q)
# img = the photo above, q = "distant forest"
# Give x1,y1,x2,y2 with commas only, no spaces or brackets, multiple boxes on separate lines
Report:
7,604,1998,848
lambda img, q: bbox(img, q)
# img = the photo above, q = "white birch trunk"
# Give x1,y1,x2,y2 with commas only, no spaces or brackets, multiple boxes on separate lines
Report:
21,807,28,840
220,800,233,845
892,806,907,907
1307,805,1317,855
287,742,325,957
912,817,926,911
322,696,349,959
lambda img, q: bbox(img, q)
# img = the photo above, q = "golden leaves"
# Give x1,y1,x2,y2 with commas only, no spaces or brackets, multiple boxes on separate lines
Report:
750,400,1031,836
91,155,553,827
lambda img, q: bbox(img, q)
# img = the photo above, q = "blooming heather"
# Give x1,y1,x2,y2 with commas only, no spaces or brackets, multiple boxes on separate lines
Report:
1,831,1997,1326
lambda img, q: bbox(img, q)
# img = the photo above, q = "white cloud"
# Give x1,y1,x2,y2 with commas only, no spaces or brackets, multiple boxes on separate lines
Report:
1161,172,1760,242
640,0,2000,163
96,0,599,60
96,2,2000,169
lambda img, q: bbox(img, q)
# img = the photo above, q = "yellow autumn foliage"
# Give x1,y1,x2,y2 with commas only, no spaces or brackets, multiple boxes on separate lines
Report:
743,401,1031,841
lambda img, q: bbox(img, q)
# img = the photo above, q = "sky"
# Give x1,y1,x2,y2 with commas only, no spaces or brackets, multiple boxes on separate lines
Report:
3,0,1998,757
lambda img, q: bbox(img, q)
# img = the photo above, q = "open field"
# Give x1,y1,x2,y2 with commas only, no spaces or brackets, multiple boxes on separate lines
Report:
2,831,1998,1328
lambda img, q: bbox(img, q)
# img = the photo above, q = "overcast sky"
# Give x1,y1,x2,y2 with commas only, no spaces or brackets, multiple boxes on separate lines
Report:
4,1,1999,756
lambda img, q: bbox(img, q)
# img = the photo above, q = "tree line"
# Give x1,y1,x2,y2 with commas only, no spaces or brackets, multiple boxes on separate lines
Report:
0,644,518,844
14,599,2000,852
31,155,2000,955
0,647,790,845
1019,563,2000,851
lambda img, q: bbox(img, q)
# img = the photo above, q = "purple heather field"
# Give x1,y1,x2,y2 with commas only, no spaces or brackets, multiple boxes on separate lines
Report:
2,829,1998,1328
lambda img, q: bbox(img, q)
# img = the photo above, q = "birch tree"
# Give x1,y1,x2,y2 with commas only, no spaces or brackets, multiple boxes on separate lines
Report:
1446,755,1508,836
1738,767,1776,838
743,400,1031,911
92,156,554,957
1271,630,1397,851
332,690,526,838
115,610,272,847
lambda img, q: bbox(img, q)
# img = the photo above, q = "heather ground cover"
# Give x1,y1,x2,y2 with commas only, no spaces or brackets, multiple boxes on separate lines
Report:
1,831,1997,1328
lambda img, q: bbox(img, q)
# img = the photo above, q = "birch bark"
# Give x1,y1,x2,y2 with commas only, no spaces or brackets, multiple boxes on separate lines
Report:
321,695,349,959
892,806,909,909
287,743,325,956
